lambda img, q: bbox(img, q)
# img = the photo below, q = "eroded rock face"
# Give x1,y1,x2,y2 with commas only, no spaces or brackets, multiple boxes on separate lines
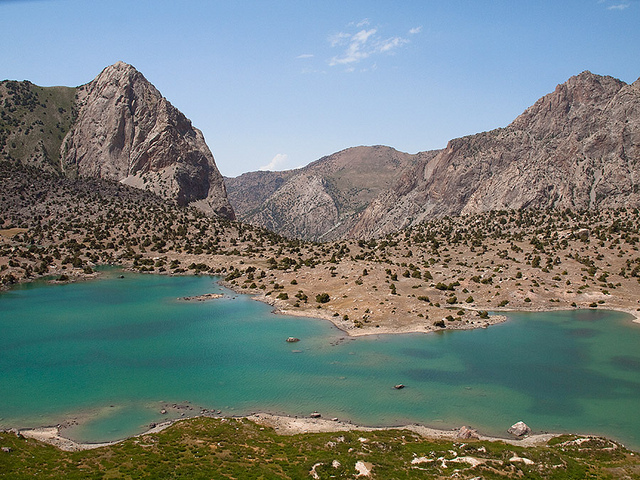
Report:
226,145,418,241
351,71,640,239
61,62,234,219
457,425,480,440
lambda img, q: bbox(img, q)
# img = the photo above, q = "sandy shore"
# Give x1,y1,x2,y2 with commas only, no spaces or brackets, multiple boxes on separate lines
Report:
274,304,508,337
218,279,508,338
18,421,176,452
15,413,557,452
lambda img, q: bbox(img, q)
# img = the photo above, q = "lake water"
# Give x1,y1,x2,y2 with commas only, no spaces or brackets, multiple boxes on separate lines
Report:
1,271,639,450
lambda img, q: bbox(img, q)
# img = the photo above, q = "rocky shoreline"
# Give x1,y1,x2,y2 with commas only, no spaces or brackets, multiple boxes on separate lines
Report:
13,412,559,453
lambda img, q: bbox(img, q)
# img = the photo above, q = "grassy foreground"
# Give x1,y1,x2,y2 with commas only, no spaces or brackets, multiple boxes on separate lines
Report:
1,417,639,479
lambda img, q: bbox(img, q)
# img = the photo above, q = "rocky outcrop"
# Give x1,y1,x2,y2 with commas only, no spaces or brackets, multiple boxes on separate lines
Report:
61,62,234,219
226,145,418,241
508,421,532,437
352,72,640,239
228,71,639,241
457,425,480,440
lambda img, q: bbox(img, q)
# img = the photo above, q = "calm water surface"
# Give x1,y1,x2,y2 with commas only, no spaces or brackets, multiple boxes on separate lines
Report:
1,272,639,450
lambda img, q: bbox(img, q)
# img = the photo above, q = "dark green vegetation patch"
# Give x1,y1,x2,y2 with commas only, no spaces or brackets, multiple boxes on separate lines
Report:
0,80,76,171
1,418,639,479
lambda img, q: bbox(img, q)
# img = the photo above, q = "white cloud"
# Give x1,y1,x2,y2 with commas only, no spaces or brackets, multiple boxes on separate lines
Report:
600,0,634,9
356,18,370,27
378,36,408,53
259,153,289,171
409,26,422,35
296,53,314,59
328,23,410,68
329,32,351,47
329,28,377,66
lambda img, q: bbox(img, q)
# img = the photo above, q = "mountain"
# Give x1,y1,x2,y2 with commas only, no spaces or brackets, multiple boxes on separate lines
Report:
229,71,639,240
225,145,422,241
1,62,234,219
61,62,234,219
224,169,295,218
350,71,640,238
5,67,638,238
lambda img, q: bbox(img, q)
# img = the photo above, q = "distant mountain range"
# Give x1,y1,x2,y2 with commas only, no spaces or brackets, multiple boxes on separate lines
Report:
2,64,638,240
225,145,428,241
228,71,640,239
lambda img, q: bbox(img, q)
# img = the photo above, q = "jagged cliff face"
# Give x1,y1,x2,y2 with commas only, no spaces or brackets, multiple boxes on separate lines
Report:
226,145,418,241
351,72,640,239
61,62,234,219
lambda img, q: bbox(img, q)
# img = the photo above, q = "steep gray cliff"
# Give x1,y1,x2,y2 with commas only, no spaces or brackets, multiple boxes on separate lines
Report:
61,62,234,219
351,72,640,239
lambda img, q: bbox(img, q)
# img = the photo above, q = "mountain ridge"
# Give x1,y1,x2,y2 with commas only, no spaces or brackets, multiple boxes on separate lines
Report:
228,70,640,240
350,70,639,238
3,66,639,238
226,145,421,241
61,62,234,219
1,62,234,219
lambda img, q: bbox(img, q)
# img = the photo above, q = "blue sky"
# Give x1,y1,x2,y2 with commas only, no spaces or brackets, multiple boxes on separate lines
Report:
2,0,639,177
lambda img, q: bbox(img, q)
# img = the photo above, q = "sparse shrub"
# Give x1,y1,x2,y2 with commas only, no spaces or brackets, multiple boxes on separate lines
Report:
315,293,330,303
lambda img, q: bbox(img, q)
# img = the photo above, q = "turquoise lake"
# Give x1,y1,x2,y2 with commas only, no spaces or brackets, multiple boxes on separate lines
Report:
1,271,639,450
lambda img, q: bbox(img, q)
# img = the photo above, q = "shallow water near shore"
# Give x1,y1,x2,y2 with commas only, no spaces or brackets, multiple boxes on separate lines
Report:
1,272,639,450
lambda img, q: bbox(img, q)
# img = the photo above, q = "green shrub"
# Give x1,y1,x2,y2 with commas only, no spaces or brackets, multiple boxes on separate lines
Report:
315,293,330,303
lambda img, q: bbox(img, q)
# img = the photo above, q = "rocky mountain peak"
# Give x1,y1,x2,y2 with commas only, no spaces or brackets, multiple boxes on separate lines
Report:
61,61,234,219
226,145,418,241
349,71,640,239
511,71,626,134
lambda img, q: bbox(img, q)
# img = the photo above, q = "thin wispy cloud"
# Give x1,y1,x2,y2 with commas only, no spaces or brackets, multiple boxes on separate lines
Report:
296,54,314,59
409,26,423,35
347,18,370,28
259,153,288,171
599,0,635,9
329,32,351,47
328,21,415,68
